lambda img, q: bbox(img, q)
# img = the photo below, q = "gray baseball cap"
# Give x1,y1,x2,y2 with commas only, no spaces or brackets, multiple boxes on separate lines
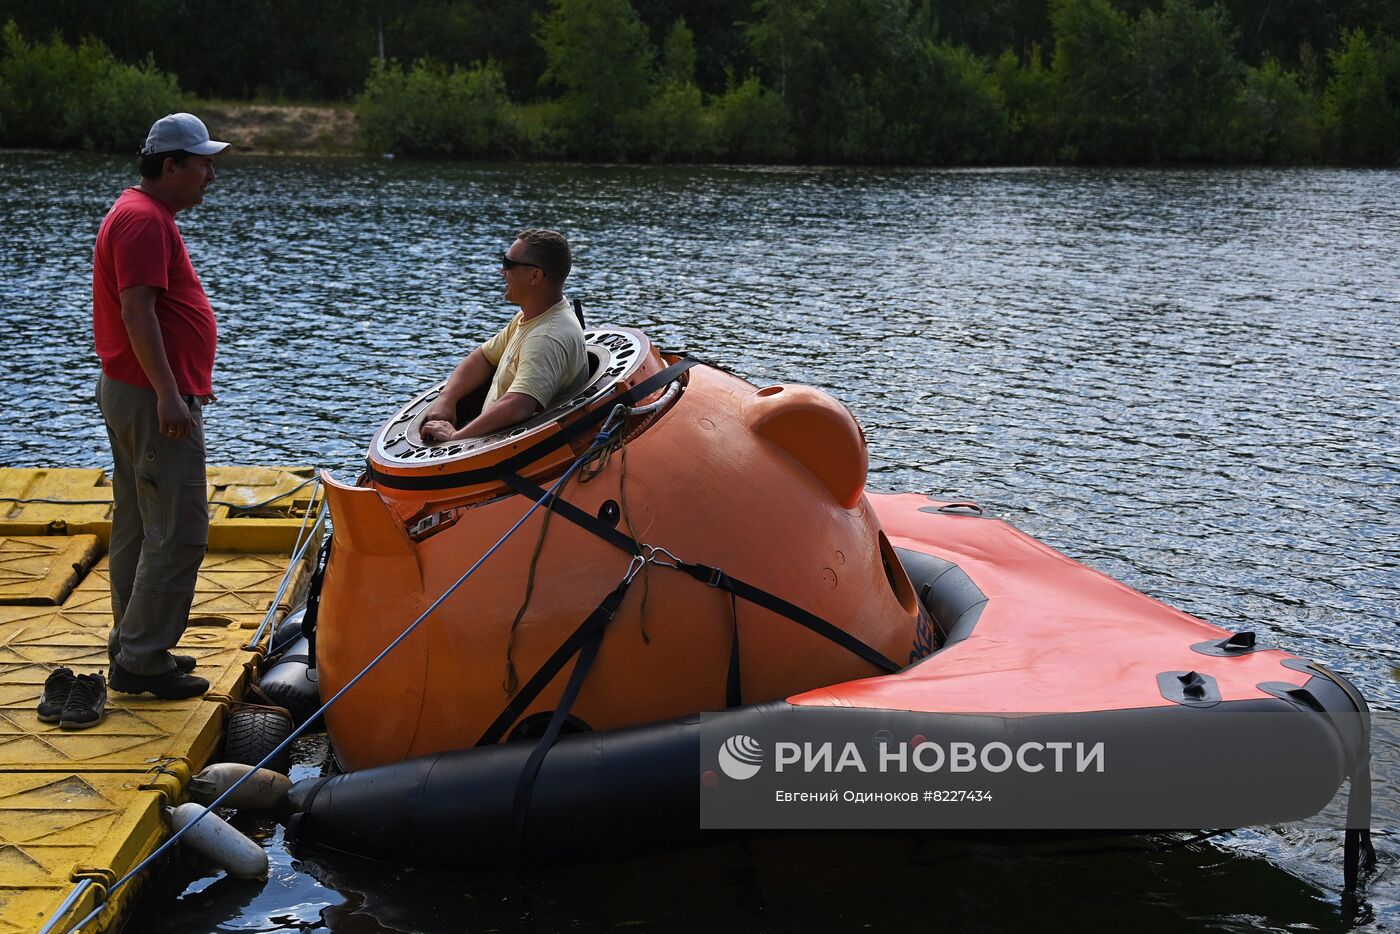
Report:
141,112,230,156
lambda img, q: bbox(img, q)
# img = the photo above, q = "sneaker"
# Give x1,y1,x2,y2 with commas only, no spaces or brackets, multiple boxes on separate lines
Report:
37,667,77,723
59,673,107,730
109,662,209,700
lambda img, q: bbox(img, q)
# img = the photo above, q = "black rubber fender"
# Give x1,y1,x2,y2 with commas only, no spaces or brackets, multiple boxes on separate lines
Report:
256,635,321,728
268,607,306,661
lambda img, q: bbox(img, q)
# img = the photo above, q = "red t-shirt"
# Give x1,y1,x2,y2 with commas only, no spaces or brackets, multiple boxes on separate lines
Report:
93,187,217,395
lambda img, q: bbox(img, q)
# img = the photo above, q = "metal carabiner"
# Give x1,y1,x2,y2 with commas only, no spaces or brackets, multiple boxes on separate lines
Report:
648,545,682,569
598,403,630,439
624,552,646,584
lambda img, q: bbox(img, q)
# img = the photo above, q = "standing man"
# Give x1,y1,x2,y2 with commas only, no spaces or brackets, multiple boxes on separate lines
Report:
92,113,229,704
420,229,590,442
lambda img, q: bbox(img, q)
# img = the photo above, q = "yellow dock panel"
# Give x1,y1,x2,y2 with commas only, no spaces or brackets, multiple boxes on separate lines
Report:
0,537,102,607
0,767,182,934
0,466,318,933
0,471,111,529
0,466,322,554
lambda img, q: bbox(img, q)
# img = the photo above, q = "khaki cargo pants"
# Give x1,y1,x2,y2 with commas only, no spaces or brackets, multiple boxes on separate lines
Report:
98,374,209,676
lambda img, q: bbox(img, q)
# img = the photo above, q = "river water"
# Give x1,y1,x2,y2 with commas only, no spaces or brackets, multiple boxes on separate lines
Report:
0,154,1396,932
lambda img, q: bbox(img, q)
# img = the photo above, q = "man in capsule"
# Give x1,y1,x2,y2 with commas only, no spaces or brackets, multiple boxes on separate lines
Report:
420,229,589,442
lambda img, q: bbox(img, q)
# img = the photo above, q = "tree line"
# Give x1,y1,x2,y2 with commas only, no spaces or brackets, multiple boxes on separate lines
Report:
1,0,1397,163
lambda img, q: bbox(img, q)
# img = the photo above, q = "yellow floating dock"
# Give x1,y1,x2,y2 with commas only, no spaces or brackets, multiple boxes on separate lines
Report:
0,466,321,934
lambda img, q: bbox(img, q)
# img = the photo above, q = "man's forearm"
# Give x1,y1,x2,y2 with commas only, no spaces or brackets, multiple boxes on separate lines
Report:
454,392,540,438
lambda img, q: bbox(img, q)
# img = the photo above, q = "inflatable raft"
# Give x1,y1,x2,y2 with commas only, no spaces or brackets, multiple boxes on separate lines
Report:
280,328,1374,875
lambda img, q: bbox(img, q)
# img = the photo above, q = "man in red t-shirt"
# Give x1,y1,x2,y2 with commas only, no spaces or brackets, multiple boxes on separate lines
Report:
91,113,230,705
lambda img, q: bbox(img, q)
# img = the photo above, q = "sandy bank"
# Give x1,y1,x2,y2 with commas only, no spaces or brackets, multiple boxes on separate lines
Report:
199,103,358,156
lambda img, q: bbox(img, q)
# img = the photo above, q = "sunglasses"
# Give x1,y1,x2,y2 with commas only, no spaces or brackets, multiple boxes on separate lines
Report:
500,252,545,273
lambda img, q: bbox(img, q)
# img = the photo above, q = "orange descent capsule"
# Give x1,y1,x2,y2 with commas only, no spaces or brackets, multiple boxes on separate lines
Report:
316,328,924,771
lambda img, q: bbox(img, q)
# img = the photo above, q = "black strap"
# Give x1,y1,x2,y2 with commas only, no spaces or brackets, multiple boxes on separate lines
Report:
678,562,901,674
476,581,631,747
505,471,746,708
573,299,585,328
510,599,610,863
726,591,742,708
1344,806,1376,890
1301,662,1376,890
368,356,699,491
502,475,901,677
287,773,336,844
479,579,632,862
501,473,640,556
1341,721,1375,889
300,535,332,660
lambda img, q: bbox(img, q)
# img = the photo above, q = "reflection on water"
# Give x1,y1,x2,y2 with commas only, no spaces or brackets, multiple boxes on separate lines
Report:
1,154,1395,932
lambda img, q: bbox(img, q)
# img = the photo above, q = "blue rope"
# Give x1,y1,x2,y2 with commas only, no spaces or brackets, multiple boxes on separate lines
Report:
62,429,616,933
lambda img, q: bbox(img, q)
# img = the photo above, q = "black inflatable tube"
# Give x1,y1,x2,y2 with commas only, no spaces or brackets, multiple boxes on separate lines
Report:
285,692,1364,868
287,704,752,864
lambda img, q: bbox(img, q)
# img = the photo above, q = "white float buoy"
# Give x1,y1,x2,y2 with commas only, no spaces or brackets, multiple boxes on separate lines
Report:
166,803,268,879
189,762,293,809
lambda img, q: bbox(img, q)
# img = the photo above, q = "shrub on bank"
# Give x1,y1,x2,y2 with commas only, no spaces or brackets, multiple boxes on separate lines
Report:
992,47,1060,163
629,80,714,161
1324,29,1400,163
906,40,1011,164
0,21,182,150
710,75,793,162
356,58,523,158
1229,58,1318,162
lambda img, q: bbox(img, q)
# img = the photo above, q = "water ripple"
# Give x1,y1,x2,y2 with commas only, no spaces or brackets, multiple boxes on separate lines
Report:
3,153,1396,931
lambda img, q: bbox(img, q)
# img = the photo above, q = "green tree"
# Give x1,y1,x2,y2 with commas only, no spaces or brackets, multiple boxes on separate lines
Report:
1130,0,1244,160
711,73,793,160
992,45,1059,161
864,38,1010,163
538,0,653,156
659,17,697,85
630,0,754,93
746,0,933,160
630,19,712,161
1230,57,1316,161
380,0,549,101
0,21,181,149
631,80,712,160
1050,0,1133,160
1323,28,1400,162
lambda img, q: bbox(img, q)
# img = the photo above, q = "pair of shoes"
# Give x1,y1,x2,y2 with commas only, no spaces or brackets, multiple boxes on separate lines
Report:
59,673,107,730
37,667,75,723
109,662,209,699
38,668,107,729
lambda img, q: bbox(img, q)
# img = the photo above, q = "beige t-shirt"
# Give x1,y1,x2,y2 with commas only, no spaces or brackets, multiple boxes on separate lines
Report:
480,298,589,409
